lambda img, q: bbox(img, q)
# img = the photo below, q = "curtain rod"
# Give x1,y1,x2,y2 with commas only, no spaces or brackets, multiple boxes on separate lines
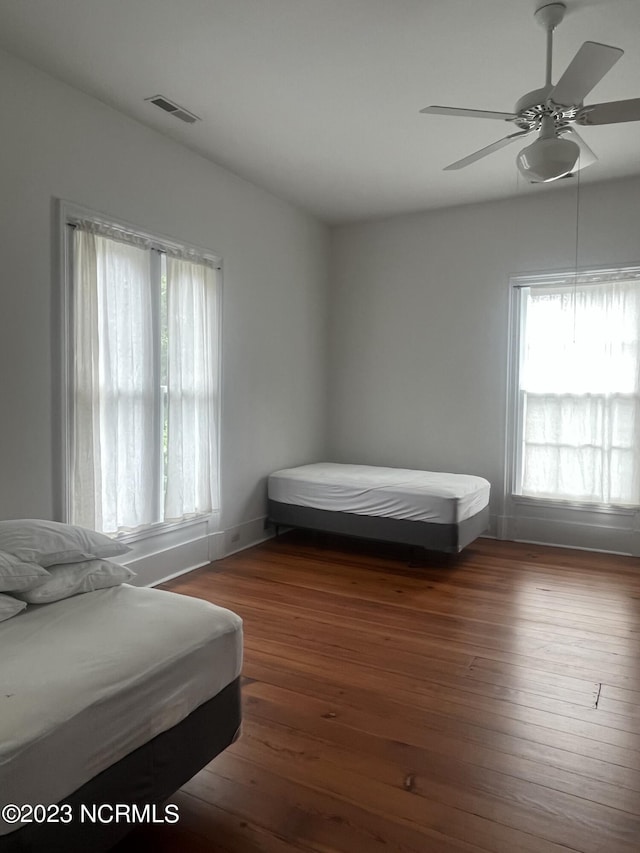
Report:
66,221,222,270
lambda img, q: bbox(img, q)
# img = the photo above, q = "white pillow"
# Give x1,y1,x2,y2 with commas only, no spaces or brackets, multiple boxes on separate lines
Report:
0,593,27,622
0,550,50,592
15,559,136,604
0,519,130,567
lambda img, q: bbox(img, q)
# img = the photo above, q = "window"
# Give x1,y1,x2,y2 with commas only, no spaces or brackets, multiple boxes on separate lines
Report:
509,266,640,507
62,208,221,536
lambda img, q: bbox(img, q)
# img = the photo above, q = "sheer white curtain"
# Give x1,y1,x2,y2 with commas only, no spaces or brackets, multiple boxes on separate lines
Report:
72,229,156,533
165,256,219,520
520,279,640,504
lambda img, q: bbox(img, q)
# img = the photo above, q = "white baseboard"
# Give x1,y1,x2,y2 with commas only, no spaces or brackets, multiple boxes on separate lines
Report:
127,536,212,587
124,516,274,587
221,516,274,558
499,509,639,556
124,507,637,584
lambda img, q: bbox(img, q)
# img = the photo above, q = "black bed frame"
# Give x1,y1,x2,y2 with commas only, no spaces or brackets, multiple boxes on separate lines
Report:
0,677,241,853
268,499,490,554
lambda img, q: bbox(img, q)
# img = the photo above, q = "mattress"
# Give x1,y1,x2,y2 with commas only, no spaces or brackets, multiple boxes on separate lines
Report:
0,585,242,835
268,463,490,524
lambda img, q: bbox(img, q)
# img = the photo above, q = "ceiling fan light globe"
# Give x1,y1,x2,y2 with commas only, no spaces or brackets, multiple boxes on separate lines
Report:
516,137,580,182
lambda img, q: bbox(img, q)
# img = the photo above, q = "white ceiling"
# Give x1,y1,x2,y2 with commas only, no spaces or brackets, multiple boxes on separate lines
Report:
0,0,639,222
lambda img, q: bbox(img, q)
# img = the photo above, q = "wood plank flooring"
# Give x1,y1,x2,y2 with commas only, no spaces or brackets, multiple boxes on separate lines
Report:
114,532,640,853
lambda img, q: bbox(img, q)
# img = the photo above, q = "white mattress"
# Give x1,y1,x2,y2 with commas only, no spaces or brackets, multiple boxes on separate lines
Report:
269,463,490,524
0,585,242,835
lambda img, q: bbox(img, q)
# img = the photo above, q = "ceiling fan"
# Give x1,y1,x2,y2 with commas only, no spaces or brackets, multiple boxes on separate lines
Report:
421,2,640,182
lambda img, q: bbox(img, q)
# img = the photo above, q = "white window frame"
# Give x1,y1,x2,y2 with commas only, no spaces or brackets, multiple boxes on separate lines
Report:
505,262,640,516
57,199,223,542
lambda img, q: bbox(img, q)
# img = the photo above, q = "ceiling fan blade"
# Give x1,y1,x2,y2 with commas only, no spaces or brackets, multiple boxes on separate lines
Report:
576,97,640,126
550,41,624,107
421,105,516,120
443,130,531,171
559,127,598,169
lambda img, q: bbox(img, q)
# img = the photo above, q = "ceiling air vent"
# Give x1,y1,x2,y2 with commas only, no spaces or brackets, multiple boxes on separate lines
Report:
145,95,200,124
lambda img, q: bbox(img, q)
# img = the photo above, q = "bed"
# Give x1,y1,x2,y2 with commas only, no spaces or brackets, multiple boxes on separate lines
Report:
0,584,243,853
268,462,491,553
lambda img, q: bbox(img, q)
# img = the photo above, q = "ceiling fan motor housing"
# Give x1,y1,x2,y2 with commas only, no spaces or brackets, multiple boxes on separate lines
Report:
514,86,579,131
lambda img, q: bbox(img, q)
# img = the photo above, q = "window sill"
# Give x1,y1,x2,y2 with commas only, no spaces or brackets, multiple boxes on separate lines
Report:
510,494,638,516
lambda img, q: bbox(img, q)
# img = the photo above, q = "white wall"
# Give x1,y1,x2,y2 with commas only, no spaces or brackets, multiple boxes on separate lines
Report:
329,177,640,553
0,49,329,580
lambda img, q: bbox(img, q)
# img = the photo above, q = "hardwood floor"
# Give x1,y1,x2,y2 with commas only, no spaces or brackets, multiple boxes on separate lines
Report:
115,532,640,853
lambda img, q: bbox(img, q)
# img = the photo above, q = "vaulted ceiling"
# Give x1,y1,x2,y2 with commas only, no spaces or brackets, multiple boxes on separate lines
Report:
0,0,639,222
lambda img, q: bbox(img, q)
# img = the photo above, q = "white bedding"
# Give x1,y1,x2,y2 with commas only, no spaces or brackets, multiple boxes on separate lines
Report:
0,585,242,835
269,463,490,524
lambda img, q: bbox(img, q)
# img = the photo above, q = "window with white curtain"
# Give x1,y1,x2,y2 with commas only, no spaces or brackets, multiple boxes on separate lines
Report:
63,212,221,536
510,267,640,507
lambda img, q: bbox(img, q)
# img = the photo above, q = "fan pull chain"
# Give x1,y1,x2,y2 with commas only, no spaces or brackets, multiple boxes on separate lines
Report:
573,156,581,344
